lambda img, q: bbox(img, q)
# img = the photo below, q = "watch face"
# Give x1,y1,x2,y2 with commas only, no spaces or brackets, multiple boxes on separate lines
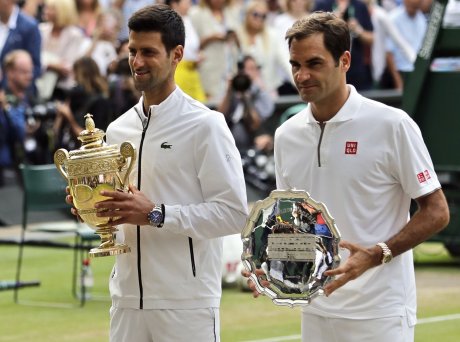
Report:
148,210,163,224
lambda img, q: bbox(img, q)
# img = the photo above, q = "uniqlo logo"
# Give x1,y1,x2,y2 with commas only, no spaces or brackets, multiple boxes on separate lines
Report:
345,141,358,155
424,170,431,180
417,172,426,183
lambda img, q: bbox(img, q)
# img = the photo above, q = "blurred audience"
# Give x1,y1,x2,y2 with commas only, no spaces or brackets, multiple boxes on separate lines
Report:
218,55,275,152
85,8,122,76
0,0,42,90
237,0,294,98
365,0,416,88
75,0,101,37
384,0,427,90
190,0,242,102
38,0,91,100
167,0,207,102
314,0,374,90
273,0,313,94
54,56,112,151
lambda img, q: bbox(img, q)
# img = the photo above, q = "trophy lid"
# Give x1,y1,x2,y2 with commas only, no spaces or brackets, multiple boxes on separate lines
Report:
78,113,106,150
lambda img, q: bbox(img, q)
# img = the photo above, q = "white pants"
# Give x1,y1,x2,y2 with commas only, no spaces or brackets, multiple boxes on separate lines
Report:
110,306,220,342
301,312,414,342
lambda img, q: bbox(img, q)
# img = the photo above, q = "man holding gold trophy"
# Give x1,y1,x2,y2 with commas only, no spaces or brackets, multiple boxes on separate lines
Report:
244,12,450,342
64,5,248,342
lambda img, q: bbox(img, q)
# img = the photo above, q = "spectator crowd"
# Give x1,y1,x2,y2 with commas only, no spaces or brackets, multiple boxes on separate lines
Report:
0,0,440,187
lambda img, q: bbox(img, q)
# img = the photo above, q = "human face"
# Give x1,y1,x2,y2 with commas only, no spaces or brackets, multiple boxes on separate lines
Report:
289,33,349,112
9,54,34,92
128,31,182,102
247,4,268,31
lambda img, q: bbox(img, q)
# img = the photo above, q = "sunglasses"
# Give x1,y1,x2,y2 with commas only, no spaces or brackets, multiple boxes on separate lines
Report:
251,11,267,20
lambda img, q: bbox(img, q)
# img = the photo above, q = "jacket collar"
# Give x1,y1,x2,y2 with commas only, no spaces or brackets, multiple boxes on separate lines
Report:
305,85,362,124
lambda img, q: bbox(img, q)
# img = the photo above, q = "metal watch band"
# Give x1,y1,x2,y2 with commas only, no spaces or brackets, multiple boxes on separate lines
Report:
376,242,393,264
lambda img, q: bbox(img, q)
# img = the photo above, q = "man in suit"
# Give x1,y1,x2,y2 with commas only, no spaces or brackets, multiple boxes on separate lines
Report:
0,0,41,89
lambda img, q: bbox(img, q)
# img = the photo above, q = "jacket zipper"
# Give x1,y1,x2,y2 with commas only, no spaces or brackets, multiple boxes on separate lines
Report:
317,122,326,167
136,109,151,310
188,237,196,277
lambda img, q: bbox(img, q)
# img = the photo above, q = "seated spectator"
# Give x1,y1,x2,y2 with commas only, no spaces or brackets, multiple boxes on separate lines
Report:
1,50,42,180
54,56,112,151
218,55,275,152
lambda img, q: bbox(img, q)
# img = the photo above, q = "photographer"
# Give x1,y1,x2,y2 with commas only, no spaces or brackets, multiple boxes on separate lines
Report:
218,55,274,152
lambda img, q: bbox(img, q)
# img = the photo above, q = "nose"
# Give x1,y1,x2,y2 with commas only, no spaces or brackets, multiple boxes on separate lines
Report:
295,67,311,83
130,53,144,69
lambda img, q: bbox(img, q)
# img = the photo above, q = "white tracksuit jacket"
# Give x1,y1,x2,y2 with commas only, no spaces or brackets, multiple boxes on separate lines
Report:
106,87,248,310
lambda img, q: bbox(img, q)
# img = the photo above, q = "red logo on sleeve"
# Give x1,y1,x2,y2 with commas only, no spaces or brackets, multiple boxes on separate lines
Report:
417,170,432,183
424,170,431,180
345,141,358,155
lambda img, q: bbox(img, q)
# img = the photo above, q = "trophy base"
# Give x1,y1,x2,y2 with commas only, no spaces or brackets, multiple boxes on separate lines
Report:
89,244,131,258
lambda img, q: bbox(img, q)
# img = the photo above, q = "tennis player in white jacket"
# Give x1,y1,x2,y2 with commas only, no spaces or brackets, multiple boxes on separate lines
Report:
76,5,248,342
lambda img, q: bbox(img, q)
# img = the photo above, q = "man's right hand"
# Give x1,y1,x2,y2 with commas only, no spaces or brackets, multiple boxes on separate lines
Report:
65,186,82,221
241,268,270,298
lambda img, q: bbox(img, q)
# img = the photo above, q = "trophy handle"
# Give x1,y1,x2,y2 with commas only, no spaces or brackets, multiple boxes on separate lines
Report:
54,148,70,179
120,142,136,188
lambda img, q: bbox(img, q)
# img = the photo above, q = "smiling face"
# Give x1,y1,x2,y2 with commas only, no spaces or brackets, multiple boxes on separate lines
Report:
128,30,183,104
289,33,350,120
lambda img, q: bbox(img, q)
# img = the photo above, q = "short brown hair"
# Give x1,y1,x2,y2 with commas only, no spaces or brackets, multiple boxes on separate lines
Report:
285,11,350,66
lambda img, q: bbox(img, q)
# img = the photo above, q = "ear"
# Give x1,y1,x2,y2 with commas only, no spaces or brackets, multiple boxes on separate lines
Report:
172,45,184,66
340,51,351,72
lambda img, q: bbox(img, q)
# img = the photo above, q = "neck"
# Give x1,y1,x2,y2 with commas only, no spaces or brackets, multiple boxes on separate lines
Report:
142,85,176,113
0,6,13,24
311,85,350,123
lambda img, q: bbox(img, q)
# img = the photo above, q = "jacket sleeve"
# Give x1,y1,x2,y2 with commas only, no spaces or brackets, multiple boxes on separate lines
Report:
163,112,248,240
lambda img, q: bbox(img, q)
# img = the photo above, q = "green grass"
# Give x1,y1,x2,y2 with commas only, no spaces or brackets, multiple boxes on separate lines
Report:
0,243,459,341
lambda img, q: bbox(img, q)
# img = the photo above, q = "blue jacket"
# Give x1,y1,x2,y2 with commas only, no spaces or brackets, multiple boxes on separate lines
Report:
1,11,42,83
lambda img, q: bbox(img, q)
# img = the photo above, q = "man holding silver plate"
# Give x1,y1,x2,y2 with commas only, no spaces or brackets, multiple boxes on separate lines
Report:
243,11,450,342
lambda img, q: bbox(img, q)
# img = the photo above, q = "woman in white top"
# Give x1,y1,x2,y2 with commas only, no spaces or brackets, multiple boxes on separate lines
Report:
189,0,242,103
39,0,91,99
236,0,293,98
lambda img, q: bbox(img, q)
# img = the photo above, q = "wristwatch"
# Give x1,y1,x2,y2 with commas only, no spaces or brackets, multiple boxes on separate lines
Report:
376,242,393,264
147,204,164,228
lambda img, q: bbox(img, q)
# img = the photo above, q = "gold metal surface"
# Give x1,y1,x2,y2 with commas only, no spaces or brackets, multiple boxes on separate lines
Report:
54,114,136,257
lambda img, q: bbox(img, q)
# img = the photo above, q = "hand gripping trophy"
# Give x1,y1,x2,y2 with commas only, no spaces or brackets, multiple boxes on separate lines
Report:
54,113,136,257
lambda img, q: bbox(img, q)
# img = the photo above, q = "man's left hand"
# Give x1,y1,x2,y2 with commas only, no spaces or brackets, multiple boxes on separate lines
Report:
94,184,154,227
323,240,381,296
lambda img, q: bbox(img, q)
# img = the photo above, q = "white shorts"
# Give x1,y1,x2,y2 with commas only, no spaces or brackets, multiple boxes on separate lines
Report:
110,306,220,342
301,312,414,342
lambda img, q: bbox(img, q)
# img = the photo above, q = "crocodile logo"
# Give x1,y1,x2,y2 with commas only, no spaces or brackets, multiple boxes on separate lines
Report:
161,142,172,149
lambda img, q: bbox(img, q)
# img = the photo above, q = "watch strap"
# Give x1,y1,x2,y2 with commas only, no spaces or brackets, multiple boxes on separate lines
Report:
376,242,393,264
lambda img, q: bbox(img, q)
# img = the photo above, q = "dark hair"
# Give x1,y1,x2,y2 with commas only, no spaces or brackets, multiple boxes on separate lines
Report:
128,4,185,54
285,11,350,66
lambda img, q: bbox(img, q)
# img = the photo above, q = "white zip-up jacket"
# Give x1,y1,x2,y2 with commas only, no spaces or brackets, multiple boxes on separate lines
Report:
106,87,248,310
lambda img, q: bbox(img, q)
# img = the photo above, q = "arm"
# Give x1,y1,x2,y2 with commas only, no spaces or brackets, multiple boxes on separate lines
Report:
385,51,404,90
324,188,449,296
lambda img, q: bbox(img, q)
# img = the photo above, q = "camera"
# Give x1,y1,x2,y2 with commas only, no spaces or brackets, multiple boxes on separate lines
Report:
26,101,58,119
231,72,251,92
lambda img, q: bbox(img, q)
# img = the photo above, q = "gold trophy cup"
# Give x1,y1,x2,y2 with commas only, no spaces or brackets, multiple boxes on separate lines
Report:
54,114,136,257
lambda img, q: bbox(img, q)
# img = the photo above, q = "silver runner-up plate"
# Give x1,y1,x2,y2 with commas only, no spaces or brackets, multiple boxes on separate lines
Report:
241,189,341,307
